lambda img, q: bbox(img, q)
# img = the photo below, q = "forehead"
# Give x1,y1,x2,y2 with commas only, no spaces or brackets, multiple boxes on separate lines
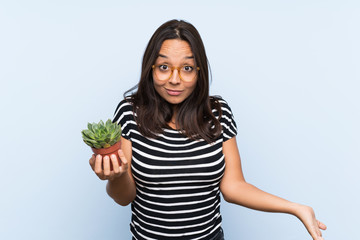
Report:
157,39,194,60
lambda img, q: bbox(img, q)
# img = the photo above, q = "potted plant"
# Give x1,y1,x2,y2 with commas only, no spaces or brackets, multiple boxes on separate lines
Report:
81,119,122,170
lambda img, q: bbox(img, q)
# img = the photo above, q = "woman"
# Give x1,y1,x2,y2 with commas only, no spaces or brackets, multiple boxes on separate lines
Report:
89,19,327,240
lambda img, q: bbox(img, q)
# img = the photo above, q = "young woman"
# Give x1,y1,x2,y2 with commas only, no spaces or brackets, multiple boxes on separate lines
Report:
89,19,327,240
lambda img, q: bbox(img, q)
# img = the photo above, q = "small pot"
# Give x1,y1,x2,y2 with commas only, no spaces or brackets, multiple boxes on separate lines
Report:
91,141,121,171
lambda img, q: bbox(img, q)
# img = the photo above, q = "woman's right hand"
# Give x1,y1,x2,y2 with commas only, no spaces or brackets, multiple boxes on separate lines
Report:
89,149,130,181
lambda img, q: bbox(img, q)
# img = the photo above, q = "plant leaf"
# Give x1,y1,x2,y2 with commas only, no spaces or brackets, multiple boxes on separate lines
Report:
87,122,93,132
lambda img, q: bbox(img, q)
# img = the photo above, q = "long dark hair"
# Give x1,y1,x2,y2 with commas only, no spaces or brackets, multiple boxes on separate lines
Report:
125,19,222,143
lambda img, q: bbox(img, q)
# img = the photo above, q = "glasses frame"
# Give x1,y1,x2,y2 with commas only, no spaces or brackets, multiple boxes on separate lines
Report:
152,64,200,82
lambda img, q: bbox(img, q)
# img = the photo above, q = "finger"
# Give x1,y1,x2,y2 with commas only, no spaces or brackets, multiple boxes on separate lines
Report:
307,222,322,240
118,149,128,164
94,154,103,175
89,154,96,170
118,149,128,172
312,223,325,240
317,228,322,238
103,155,111,176
318,220,327,230
110,154,120,174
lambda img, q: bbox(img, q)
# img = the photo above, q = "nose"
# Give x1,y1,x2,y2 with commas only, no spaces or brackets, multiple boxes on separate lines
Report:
169,68,181,84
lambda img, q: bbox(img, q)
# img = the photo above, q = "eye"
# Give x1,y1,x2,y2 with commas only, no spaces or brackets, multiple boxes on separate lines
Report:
183,66,194,72
158,65,169,71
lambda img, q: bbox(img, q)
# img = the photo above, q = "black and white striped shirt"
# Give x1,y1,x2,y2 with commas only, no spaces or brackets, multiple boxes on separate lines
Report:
112,97,237,240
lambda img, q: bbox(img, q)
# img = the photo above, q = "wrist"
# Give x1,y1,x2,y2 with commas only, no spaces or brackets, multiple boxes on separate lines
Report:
108,171,128,184
286,202,303,216
290,202,313,219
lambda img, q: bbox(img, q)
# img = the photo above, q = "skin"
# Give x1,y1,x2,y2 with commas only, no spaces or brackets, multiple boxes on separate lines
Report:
152,39,197,109
89,39,327,239
221,138,327,239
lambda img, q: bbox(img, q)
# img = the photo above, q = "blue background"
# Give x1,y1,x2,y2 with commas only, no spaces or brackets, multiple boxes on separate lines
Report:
1,1,359,239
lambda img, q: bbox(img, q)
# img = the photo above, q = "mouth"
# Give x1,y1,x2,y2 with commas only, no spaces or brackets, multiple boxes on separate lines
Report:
165,88,183,96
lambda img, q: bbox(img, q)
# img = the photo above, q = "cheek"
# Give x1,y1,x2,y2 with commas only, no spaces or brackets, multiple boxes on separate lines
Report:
186,81,197,93
153,80,164,95
153,73,165,86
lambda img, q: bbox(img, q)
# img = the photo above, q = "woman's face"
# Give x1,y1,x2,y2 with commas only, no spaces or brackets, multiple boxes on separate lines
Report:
152,39,197,106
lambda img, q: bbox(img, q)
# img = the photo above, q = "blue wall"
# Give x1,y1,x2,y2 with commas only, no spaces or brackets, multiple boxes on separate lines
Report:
1,1,359,239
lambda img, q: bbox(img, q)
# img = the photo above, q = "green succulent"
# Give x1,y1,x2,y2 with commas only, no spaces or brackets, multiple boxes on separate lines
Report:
81,119,121,149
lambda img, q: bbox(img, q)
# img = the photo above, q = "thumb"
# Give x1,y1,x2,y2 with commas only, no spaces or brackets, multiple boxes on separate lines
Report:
318,220,327,230
118,149,129,169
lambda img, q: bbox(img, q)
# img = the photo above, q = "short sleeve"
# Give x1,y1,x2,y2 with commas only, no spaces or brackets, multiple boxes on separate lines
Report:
218,98,237,142
112,98,136,140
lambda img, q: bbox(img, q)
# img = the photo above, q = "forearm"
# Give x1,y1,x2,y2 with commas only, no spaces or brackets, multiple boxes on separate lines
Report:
220,138,325,239
106,172,136,206
223,181,301,215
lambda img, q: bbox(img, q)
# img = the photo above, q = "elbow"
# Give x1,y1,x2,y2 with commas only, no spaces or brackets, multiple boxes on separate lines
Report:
108,192,133,206
221,186,236,204
114,199,132,206
220,181,248,204
222,193,236,204
106,186,135,206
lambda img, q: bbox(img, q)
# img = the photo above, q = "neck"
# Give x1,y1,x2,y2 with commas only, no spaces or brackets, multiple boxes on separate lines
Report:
168,104,179,128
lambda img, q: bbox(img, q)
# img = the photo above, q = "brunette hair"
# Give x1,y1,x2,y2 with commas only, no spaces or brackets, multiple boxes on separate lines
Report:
125,19,222,143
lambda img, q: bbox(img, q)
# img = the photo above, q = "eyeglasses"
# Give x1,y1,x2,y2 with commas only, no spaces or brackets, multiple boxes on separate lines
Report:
152,64,200,82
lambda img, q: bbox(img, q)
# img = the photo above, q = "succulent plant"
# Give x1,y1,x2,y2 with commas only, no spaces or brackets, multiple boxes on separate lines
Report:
81,119,122,149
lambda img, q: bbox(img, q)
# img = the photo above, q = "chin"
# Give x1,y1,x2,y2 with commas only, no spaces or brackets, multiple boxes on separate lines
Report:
165,98,185,105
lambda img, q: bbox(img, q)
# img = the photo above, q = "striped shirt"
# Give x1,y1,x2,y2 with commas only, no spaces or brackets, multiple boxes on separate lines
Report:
112,97,237,240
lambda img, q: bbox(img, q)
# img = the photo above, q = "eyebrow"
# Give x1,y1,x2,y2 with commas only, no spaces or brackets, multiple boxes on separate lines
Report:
158,54,194,59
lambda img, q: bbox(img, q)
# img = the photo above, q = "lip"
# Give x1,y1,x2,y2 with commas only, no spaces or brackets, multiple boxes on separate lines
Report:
165,88,183,96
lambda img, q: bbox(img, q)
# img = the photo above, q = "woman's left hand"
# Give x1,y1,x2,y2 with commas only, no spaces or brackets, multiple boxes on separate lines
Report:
294,204,327,240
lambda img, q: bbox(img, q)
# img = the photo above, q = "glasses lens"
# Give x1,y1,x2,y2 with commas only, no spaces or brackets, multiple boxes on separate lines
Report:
154,65,171,81
153,65,198,82
180,66,197,82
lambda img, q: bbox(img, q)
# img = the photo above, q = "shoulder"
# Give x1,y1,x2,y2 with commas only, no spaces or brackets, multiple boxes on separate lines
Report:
112,97,135,125
112,97,134,121
112,97,136,139
211,95,237,141
210,95,234,116
114,97,134,114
